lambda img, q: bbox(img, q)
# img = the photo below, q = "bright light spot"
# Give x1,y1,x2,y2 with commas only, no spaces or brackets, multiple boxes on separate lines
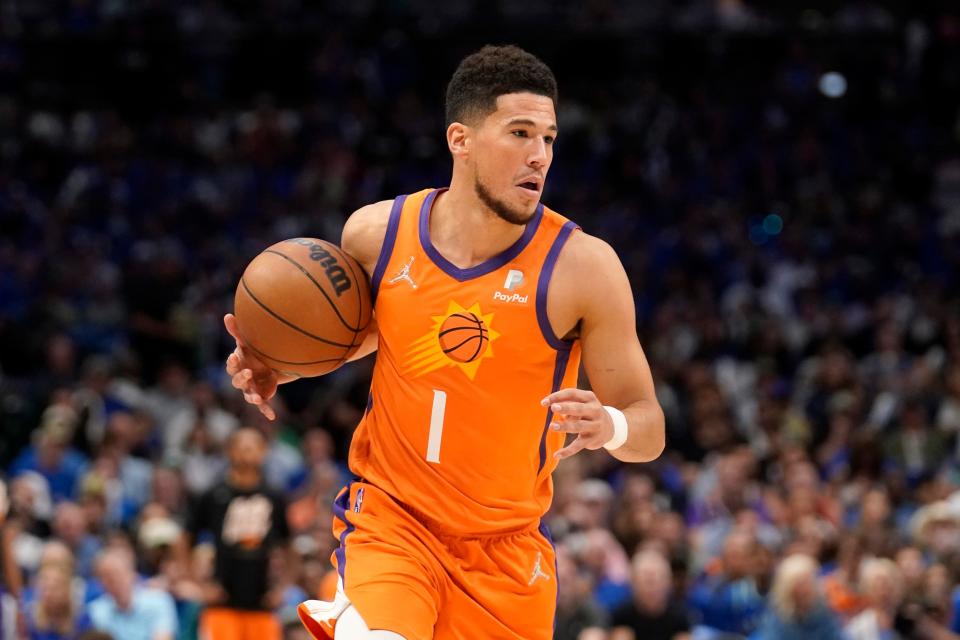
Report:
819,72,847,98
763,214,784,235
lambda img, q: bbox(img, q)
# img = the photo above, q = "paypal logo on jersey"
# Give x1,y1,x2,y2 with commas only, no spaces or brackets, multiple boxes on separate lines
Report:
494,269,528,304
503,269,524,290
494,290,528,304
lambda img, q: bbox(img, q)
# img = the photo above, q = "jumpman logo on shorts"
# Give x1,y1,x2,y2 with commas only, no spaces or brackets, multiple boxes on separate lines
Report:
528,551,551,586
388,256,418,289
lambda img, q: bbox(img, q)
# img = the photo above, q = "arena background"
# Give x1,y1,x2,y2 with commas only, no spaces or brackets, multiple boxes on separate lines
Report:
1,1,960,639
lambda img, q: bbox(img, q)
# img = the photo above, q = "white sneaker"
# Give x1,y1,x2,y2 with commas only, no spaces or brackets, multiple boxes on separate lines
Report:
298,579,350,639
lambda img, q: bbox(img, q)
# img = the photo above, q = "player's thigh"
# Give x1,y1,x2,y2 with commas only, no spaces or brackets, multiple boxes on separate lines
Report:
338,555,437,640
436,525,557,639
333,482,442,640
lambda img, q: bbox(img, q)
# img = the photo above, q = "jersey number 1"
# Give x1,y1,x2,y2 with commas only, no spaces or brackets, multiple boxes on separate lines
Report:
426,389,447,463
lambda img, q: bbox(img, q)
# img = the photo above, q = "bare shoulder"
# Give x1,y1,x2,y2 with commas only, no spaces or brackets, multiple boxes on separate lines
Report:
555,229,622,273
547,226,634,338
548,229,632,334
341,199,394,275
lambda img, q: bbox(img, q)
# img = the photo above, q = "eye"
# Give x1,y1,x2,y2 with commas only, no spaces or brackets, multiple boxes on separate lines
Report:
511,130,528,138
544,136,555,145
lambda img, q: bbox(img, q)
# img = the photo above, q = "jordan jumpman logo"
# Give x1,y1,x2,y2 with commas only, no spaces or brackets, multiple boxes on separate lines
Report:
528,551,551,585
388,256,418,289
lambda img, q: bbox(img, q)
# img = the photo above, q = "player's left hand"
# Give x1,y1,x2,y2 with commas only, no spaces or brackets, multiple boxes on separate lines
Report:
541,388,614,460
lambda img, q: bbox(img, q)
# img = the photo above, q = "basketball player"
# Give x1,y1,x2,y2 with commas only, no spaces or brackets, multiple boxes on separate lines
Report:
224,45,665,639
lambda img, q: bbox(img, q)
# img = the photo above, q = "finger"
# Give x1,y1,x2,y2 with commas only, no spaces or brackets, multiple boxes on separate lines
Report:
259,403,276,421
554,435,589,460
224,314,246,346
226,352,241,376
549,402,597,419
232,369,253,390
246,394,275,421
246,392,277,423
550,418,586,433
541,388,594,407
232,369,252,390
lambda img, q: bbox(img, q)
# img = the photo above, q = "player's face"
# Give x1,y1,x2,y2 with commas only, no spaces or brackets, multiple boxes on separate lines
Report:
471,92,557,225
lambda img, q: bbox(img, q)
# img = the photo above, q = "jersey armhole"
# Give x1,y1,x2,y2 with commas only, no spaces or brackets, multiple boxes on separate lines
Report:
535,220,579,351
369,194,408,303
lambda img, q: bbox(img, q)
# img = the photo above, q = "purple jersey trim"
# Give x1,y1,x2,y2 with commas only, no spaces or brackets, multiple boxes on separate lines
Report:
537,348,572,473
538,520,559,632
536,220,578,350
418,188,544,282
370,195,408,303
332,483,355,583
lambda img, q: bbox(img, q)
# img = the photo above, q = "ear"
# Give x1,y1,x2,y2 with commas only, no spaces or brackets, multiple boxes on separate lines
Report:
446,122,470,161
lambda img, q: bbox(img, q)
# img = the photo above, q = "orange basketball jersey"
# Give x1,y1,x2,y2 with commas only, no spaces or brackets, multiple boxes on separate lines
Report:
348,188,582,536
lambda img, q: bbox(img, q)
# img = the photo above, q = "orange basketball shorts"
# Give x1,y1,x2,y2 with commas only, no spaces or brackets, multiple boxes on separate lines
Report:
329,480,557,640
200,607,281,640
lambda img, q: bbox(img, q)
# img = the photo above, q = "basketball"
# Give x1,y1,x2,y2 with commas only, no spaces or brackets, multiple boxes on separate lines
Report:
233,238,372,378
438,312,489,363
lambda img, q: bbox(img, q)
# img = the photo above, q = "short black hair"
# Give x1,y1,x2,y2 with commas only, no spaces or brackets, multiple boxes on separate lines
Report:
445,45,558,126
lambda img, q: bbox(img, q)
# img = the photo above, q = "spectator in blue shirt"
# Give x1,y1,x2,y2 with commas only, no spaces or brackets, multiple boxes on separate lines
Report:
20,541,100,608
51,503,101,581
688,530,766,637
752,554,844,640
24,564,91,640
10,408,88,503
96,413,154,523
87,549,176,640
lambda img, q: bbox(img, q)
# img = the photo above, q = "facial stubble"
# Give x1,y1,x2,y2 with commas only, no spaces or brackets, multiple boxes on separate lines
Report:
473,167,537,226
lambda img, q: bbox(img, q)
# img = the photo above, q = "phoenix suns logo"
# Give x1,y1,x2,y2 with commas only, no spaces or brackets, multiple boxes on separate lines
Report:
405,301,501,380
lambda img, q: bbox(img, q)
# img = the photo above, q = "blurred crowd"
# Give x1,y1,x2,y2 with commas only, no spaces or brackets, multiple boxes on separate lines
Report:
2,1,960,639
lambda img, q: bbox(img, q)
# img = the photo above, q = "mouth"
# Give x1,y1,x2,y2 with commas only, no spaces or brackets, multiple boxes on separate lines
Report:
515,178,542,194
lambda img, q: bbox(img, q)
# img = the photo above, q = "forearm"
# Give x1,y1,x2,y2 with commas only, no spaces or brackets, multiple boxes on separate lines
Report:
609,398,665,463
1,525,22,597
346,315,379,362
347,330,379,362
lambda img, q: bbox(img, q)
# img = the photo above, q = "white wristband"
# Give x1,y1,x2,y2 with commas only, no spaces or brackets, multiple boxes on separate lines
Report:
602,406,629,450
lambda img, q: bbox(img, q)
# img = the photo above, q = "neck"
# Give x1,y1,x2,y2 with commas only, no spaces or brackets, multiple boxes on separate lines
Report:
433,179,529,268
228,467,261,490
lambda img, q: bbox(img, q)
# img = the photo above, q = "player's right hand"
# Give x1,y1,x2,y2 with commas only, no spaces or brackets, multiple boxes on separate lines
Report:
224,313,295,421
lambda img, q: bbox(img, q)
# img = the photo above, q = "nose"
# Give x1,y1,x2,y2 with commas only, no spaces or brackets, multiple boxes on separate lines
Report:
527,137,549,169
